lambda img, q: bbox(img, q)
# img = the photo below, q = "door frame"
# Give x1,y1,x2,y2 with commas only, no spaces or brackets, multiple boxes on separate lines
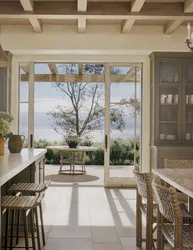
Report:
104,63,143,188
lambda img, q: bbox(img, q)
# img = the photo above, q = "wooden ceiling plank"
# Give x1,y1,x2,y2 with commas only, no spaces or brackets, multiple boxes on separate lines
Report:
131,0,145,12
184,0,193,13
78,17,87,33
78,0,87,12
28,16,42,33
20,0,34,11
121,19,135,33
48,63,58,75
164,19,183,34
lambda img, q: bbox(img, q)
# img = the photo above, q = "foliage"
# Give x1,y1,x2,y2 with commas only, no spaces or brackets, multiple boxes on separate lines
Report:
48,64,126,139
0,112,13,138
34,138,140,165
0,112,13,124
0,118,10,137
119,97,141,118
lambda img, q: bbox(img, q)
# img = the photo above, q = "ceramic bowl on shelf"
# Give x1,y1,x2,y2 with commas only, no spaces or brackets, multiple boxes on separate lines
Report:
166,135,176,140
65,136,81,148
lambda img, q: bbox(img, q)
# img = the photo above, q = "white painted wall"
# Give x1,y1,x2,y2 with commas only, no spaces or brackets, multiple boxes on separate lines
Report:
4,24,189,172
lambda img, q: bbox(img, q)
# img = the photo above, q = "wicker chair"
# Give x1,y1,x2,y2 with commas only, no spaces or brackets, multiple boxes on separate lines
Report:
152,177,193,250
164,159,193,169
164,159,193,205
133,167,157,250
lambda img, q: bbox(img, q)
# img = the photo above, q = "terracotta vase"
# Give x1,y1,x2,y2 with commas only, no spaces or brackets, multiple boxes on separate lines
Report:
0,136,4,155
8,134,25,153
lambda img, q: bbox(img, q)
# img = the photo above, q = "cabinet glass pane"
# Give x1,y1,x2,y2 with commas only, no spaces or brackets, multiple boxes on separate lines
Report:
159,88,179,142
159,62,179,84
184,60,193,142
185,87,193,141
185,62,193,83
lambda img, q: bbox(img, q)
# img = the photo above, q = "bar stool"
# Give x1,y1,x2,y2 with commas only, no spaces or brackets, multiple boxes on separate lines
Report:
8,181,51,247
1,194,44,250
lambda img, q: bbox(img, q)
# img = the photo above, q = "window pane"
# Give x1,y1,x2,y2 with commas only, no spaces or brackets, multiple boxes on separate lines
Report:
19,103,28,143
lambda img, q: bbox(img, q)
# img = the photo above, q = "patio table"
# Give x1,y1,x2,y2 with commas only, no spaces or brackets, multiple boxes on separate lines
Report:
47,146,98,175
152,168,193,214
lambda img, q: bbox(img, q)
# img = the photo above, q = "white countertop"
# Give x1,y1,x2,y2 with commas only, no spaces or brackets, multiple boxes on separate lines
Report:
0,148,47,186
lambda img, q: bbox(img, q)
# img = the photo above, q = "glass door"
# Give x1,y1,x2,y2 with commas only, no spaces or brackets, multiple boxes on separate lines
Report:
19,62,34,147
104,64,142,187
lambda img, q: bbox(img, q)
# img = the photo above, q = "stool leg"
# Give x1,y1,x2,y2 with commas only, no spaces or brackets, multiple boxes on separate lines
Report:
10,209,15,250
39,202,45,245
16,210,20,245
34,207,41,250
23,210,29,250
136,191,142,247
4,209,9,250
29,210,36,250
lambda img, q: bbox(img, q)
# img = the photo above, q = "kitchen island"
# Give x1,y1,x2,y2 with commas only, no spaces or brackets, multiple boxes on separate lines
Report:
0,148,47,246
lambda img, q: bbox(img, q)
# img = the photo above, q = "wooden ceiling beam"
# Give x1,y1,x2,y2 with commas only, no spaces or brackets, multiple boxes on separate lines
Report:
131,0,146,12
28,16,42,33
184,0,193,13
20,0,34,11
121,19,135,33
78,17,87,33
20,0,43,33
78,0,87,12
48,63,58,75
164,20,183,34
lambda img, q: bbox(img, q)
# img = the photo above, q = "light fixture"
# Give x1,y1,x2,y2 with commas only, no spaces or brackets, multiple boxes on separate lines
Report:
186,23,193,52
0,25,9,67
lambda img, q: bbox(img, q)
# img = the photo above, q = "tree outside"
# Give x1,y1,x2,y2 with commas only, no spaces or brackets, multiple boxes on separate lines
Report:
48,64,140,139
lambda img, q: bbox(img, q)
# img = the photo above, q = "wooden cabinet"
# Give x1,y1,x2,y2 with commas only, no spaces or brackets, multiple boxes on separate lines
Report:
150,52,193,168
34,156,45,184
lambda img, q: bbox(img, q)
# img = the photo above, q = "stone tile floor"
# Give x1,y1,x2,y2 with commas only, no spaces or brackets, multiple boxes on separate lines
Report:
42,165,172,250
3,165,172,250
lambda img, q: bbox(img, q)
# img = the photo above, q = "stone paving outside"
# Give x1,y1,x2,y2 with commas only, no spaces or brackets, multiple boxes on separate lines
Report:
45,164,135,186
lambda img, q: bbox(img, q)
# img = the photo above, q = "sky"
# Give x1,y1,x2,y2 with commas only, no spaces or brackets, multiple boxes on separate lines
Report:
19,64,141,142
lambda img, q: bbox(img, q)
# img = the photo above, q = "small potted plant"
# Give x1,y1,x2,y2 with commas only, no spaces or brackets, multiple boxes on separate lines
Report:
65,135,81,148
0,112,13,155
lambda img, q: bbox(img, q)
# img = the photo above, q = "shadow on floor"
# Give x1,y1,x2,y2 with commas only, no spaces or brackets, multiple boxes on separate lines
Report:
45,174,99,183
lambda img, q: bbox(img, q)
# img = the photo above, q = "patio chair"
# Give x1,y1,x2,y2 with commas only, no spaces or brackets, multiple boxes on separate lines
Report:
152,176,193,250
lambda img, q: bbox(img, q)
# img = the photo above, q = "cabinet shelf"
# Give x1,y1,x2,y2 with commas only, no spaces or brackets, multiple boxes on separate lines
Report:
160,103,178,106
160,121,177,124
187,121,193,123
186,104,193,106
159,83,179,88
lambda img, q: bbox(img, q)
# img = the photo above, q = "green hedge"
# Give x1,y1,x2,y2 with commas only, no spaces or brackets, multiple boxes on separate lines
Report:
33,139,140,165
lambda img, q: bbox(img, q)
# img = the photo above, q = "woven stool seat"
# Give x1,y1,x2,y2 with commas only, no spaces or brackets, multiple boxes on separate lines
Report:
9,181,51,194
2,195,41,209
162,224,193,249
